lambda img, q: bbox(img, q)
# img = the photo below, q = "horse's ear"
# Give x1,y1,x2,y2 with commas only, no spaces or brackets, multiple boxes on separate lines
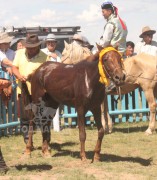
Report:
96,43,103,52
64,40,69,50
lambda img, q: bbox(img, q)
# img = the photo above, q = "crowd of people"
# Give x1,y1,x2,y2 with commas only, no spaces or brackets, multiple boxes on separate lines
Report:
0,0,157,151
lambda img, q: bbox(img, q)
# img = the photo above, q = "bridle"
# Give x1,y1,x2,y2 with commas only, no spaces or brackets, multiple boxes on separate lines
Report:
102,60,124,80
98,47,124,85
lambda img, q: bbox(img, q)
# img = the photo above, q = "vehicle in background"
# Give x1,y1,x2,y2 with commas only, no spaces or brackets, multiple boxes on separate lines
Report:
0,26,81,52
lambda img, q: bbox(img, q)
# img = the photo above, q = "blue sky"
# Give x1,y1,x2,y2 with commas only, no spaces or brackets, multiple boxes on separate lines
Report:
0,0,157,46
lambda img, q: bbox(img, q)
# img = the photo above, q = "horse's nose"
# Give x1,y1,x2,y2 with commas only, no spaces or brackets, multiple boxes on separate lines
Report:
114,72,125,85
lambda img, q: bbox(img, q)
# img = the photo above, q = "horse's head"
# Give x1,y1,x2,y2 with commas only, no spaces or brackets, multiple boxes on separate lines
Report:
61,41,92,64
98,46,125,86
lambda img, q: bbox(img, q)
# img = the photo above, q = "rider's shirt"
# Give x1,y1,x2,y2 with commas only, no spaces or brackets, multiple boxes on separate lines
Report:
99,14,128,54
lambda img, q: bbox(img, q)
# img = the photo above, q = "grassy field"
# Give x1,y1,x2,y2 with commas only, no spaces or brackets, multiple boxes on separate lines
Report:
0,121,157,180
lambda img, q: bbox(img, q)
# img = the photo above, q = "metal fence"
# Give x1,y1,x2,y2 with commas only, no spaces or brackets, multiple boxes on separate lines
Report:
0,85,150,136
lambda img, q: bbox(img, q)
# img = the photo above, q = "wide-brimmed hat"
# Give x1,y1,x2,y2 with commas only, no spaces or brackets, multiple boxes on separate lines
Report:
45,34,57,42
72,34,94,49
139,26,156,38
0,32,14,44
72,34,84,42
23,34,41,48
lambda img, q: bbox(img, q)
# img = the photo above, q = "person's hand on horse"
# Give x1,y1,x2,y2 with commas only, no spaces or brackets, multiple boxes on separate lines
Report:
19,75,27,82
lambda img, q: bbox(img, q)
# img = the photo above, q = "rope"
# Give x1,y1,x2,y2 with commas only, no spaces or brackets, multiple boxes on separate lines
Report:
126,74,157,82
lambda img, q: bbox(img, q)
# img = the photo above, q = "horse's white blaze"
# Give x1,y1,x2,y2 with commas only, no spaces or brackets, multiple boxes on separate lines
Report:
65,65,74,68
85,70,92,97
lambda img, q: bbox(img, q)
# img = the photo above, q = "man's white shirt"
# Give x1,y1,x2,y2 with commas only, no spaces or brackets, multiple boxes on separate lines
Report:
41,48,62,62
135,40,157,56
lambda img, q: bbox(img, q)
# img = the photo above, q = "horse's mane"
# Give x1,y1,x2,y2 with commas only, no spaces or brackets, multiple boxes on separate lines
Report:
61,41,92,64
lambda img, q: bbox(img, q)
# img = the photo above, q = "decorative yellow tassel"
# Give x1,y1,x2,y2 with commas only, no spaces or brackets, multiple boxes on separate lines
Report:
98,47,122,86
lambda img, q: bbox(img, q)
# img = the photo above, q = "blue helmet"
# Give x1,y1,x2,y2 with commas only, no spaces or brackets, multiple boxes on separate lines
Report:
101,1,114,10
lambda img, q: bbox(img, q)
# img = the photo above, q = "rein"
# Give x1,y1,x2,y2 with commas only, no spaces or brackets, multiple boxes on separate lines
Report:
126,73,157,82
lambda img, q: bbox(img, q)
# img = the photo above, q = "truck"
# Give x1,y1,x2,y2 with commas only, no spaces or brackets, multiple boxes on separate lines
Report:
0,26,81,52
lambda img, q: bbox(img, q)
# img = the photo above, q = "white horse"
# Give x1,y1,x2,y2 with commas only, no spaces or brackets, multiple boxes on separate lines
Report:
61,42,157,135
61,41,92,64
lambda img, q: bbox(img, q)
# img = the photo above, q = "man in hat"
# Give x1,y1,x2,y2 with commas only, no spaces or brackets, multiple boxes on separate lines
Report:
0,32,15,61
71,34,94,52
41,33,61,132
135,26,157,56
0,32,15,75
41,33,61,62
0,32,14,90
99,1,127,53
98,1,128,93
12,34,48,149
0,50,13,90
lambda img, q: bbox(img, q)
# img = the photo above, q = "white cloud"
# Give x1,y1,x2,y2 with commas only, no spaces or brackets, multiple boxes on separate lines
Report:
0,0,157,45
0,10,7,20
49,0,84,2
12,16,19,21
32,9,56,21
77,4,101,22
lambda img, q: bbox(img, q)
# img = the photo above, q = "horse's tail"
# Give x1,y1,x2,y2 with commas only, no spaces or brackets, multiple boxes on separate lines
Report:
21,82,32,103
21,82,34,120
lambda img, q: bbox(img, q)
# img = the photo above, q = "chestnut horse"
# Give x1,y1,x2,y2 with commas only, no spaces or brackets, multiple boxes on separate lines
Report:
24,46,125,161
61,43,157,135
61,42,113,133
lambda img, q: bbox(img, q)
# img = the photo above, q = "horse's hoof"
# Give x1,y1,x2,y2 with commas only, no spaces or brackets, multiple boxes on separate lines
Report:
145,128,153,135
108,128,112,134
42,151,51,158
81,157,88,163
92,156,101,163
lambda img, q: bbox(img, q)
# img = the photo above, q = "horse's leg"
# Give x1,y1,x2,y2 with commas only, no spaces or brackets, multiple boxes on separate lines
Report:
144,89,156,135
41,120,51,157
77,106,87,161
25,120,34,155
102,94,112,133
91,106,105,162
19,95,33,156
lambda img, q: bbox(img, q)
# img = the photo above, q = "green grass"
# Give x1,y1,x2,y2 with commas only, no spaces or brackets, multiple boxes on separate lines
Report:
0,121,157,180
